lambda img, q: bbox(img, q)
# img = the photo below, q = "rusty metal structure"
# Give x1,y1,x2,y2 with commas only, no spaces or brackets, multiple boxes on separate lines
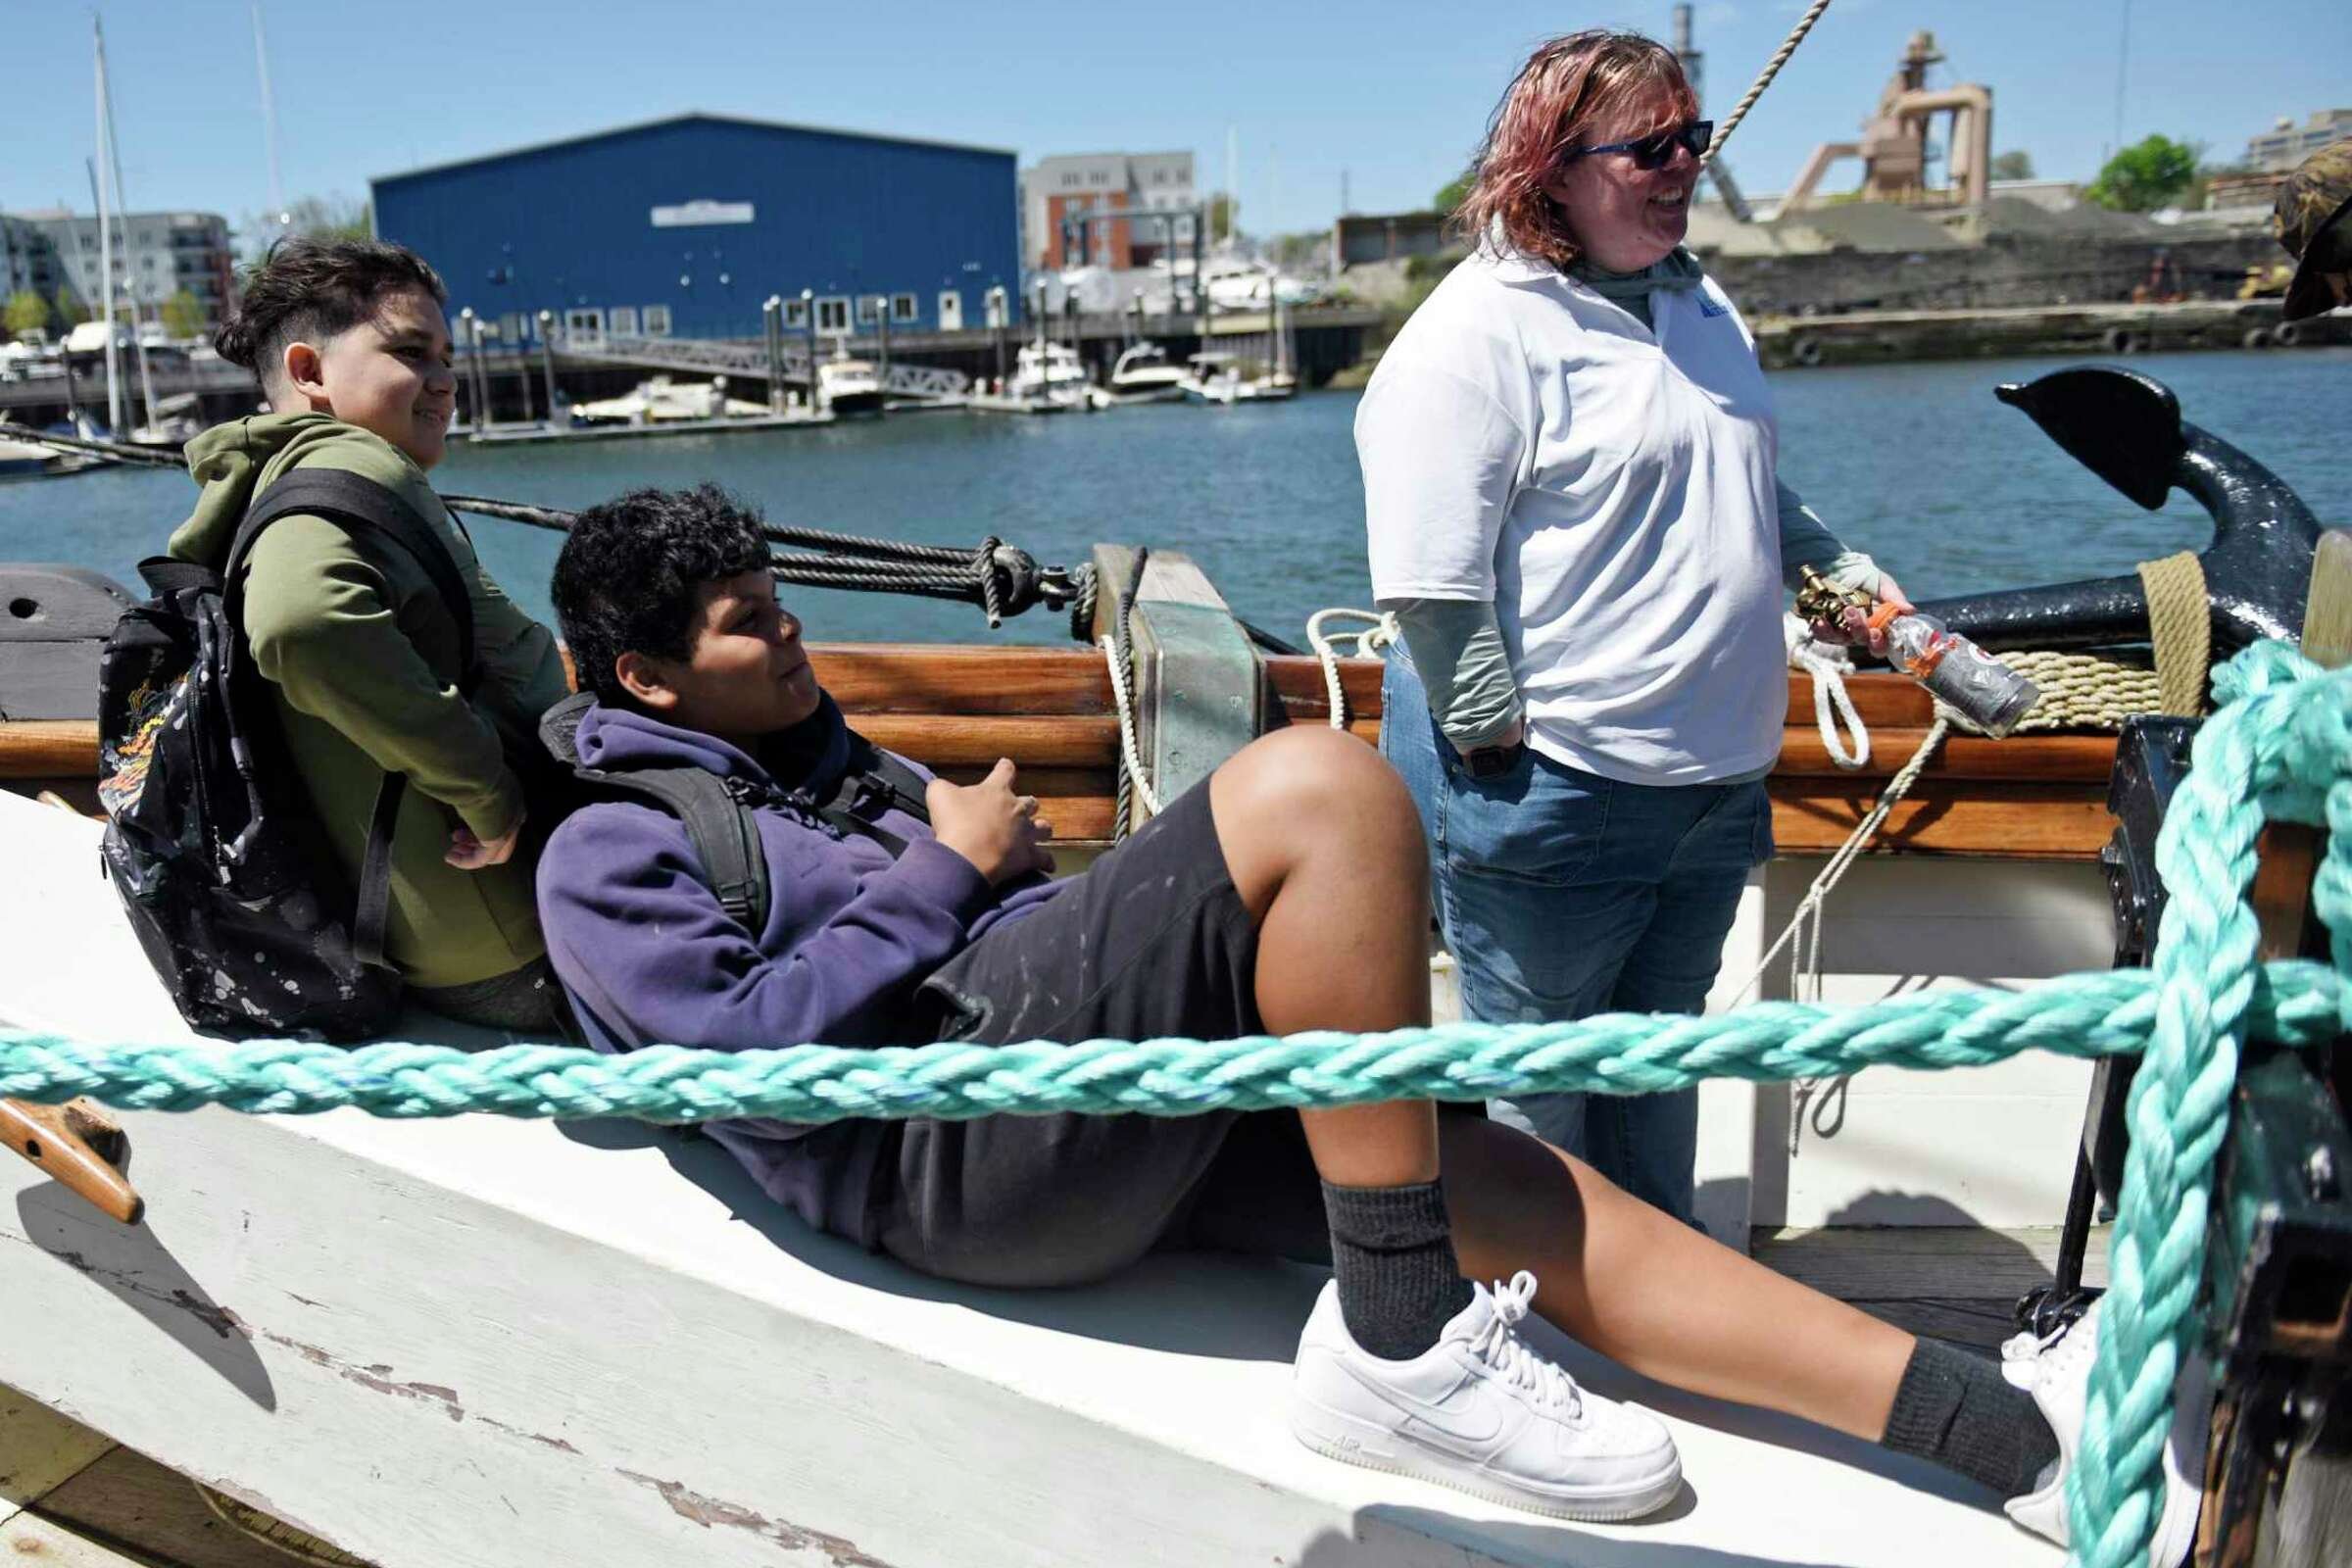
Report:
1783,29,1993,214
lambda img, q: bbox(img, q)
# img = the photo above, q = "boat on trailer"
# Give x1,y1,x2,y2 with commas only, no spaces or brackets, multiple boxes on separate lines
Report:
0,368,2343,1566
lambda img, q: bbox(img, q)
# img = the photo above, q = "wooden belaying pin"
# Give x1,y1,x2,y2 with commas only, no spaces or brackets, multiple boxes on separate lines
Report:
1,1098,145,1225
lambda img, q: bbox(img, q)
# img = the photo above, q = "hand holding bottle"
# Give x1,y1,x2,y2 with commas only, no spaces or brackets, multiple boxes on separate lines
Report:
1796,567,2041,736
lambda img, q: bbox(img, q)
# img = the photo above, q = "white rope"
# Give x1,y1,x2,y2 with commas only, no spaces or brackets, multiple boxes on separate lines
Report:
1305,607,1401,730
1787,613,1871,770
1725,713,1953,1014
1705,0,1837,166
1098,633,1163,818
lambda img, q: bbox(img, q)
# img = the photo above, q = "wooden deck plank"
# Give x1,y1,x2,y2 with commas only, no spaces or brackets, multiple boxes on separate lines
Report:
1754,1225,2113,1348
1,1385,115,1521
0,1510,160,1567
37,1451,370,1568
1752,1224,2113,1298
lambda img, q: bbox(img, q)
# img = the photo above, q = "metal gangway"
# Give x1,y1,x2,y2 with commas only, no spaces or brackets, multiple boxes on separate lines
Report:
544,329,969,403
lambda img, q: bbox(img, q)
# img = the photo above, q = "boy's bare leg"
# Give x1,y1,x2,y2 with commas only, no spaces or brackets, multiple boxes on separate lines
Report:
1206,726,1440,1186
1439,1111,1913,1440
1206,727,1911,1441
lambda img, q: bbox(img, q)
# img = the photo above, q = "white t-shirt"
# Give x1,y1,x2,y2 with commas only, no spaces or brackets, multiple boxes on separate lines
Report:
1358,246,1786,786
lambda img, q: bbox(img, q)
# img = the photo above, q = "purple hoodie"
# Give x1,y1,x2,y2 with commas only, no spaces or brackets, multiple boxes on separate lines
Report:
536,694,1065,1240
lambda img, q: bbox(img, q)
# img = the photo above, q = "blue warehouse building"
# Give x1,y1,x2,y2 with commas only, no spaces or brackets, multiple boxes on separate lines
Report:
370,113,1021,344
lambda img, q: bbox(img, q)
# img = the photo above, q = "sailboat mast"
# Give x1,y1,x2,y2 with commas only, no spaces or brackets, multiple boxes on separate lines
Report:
91,18,122,434
97,20,157,434
253,2,287,233
1224,125,1238,250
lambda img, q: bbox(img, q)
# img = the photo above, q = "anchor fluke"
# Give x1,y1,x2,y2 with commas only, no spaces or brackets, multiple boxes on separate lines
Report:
1913,368,2320,657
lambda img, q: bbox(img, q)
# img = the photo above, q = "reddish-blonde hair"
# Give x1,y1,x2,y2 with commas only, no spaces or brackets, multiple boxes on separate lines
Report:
1452,30,1699,271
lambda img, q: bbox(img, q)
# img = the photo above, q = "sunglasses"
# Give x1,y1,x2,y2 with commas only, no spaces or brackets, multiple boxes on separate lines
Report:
1566,121,1713,172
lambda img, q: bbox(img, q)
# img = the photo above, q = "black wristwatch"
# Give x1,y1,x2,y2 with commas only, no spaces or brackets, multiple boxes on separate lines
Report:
1464,743,1520,779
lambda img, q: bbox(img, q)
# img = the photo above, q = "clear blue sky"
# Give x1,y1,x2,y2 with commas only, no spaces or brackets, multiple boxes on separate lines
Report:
10,1,2347,242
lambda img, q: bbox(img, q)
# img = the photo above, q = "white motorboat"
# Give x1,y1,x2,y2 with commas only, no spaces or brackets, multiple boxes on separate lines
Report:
1102,342,1188,404
125,392,205,449
817,342,886,416
1007,341,1095,410
1179,352,1292,405
570,376,767,426
1199,256,1325,312
0,436,102,481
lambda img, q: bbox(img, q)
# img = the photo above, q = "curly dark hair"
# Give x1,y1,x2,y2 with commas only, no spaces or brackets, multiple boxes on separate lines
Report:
552,485,773,706
215,235,447,381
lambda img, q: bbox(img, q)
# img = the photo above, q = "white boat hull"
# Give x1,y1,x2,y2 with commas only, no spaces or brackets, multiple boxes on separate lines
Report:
0,789,2075,1568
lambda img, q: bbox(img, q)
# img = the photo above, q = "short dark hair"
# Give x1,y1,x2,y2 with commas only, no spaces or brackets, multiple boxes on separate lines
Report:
215,235,448,380
552,485,773,706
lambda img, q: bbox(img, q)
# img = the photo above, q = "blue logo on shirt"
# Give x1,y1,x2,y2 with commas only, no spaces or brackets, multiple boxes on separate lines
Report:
1698,294,1731,318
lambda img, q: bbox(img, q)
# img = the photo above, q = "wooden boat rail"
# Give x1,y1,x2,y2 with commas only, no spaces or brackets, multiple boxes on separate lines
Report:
0,645,2122,858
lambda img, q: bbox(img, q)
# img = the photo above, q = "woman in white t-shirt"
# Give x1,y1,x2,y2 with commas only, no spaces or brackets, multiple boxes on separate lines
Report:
1360,30,1909,1223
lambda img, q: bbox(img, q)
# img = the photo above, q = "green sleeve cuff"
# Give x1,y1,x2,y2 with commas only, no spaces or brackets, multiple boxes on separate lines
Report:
1379,597,1524,751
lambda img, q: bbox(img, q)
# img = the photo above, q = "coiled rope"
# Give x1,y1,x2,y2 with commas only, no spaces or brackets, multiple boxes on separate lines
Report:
1306,608,1402,732
3,640,2349,1568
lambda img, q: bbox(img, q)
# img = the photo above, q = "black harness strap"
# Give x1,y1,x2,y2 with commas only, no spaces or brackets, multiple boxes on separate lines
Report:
228,470,483,969
577,767,771,931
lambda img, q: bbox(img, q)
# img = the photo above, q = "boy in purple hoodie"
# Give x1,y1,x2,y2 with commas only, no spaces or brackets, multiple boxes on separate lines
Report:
534,487,2179,1553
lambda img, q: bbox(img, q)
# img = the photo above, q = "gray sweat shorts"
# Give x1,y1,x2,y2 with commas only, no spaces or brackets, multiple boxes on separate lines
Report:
868,781,1333,1287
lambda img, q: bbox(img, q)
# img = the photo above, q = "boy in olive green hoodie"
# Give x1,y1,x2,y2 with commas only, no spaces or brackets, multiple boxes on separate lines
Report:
169,237,569,1030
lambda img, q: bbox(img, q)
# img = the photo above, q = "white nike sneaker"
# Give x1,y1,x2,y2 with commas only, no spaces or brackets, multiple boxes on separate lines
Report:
1289,1270,1682,1522
1999,1297,2212,1567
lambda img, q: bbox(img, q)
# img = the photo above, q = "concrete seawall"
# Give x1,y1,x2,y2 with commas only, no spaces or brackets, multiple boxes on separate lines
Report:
1753,298,2349,370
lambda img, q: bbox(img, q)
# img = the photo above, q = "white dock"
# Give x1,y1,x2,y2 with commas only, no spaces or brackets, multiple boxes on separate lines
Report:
0,790,2063,1568
452,410,837,446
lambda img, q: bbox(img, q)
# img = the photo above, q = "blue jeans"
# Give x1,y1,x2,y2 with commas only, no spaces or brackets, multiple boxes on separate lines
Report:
1380,652,1773,1222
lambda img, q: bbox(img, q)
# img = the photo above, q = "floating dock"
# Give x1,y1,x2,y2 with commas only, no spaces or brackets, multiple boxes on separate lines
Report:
964,391,1080,416
452,410,837,446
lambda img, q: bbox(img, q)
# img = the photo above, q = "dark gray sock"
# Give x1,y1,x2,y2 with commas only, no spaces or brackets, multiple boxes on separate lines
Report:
1881,1337,2060,1496
1320,1179,1477,1361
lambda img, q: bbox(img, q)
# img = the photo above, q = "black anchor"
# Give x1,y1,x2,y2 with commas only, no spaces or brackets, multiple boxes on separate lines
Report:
1910,366,2321,656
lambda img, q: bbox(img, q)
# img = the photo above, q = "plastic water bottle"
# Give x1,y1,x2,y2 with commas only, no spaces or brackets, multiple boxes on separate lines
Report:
1795,567,2040,736
1876,608,2041,736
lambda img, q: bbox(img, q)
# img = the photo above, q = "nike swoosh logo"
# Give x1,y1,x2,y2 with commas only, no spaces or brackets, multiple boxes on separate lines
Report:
1333,1359,1506,1448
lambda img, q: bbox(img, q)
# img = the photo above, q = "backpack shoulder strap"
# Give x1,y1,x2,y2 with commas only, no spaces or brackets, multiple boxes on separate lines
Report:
792,730,928,858
224,469,484,972
576,767,769,933
231,469,478,685
846,731,931,819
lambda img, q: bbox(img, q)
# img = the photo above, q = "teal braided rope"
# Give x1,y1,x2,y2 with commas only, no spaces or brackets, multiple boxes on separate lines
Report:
3,963,2346,1122
1,644,2348,1568
2066,642,2352,1568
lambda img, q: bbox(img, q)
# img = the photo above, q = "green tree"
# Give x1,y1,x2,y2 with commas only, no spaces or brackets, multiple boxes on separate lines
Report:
53,289,88,328
2086,135,2201,212
1433,169,1476,216
1206,192,1239,243
1988,149,2035,181
4,289,48,337
159,288,206,340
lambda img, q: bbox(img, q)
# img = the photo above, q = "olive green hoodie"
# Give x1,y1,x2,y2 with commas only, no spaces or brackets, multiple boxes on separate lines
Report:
169,413,568,990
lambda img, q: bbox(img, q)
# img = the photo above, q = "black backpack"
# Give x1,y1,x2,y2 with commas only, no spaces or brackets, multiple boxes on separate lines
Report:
97,470,480,1040
536,691,929,931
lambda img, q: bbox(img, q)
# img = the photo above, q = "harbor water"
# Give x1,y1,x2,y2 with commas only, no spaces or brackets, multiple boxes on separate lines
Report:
6,349,2346,650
